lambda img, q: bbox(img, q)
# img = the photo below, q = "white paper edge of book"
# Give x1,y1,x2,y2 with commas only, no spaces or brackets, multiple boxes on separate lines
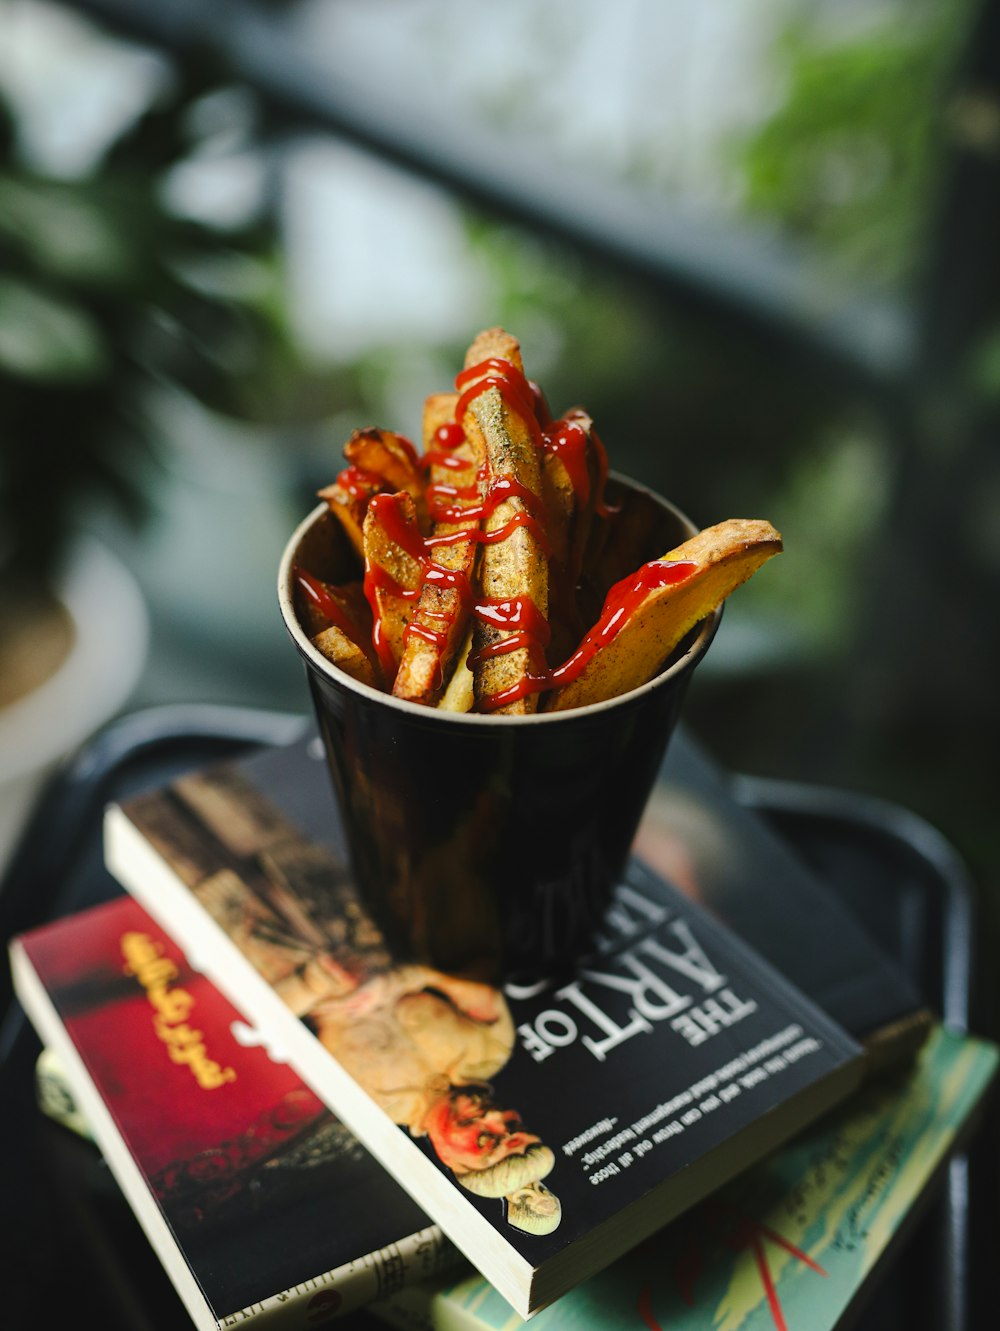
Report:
103,803,864,1321
9,935,450,1330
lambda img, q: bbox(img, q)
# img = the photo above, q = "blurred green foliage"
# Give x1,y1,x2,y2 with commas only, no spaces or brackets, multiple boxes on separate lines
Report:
0,51,324,594
738,0,975,287
453,1,980,671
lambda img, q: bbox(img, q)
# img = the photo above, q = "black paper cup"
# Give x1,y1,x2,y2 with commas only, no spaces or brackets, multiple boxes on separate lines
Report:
278,474,721,985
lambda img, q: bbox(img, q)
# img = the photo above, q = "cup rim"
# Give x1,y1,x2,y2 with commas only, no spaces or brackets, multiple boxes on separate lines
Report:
277,472,722,727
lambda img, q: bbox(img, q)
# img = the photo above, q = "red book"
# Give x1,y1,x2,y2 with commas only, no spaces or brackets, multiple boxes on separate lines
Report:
10,895,457,1331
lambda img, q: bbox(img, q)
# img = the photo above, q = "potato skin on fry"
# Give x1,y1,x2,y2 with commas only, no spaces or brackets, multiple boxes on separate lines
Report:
362,491,424,684
543,519,782,712
463,332,550,716
541,408,601,665
463,326,523,371
344,427,428,529
311,625,380,689
436,623,475,713
318,474,382,561
392,394,481,706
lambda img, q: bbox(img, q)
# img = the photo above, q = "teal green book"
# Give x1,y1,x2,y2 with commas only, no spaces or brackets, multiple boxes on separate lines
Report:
374,1024,996,1331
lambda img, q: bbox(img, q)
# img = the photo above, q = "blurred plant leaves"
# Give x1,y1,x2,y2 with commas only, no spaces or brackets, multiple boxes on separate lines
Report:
0,44,331,590
736,0,974,288
0,277,109,381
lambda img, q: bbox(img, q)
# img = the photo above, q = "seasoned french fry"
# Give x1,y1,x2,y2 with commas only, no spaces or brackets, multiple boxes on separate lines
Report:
343,427,428,529
318,474,382,561
291,568,380,683
422,392,460,450
541,408,602,664
318,425,426,557
311,626,380,689
464,330,550,716
362,492,424,684
293,573,370,639
544,519,783,712
392,393,483,706
436,622,475,713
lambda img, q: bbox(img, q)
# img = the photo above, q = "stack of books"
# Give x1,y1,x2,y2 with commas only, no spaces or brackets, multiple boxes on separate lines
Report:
9,727,997,1330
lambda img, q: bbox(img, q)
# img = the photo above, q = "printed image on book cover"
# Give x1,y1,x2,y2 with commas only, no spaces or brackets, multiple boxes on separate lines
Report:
120,736,861,1268
20,895,449,1321
380,1025,998,1331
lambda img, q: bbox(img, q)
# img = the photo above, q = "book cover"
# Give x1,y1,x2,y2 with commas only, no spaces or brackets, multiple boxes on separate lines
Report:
101,733,864,1319
9,895,458,1331
372,1023,998,1331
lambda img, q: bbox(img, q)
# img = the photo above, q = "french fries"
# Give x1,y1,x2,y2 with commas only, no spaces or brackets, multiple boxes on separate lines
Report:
392,393,481,705
463,329,549,716
544,519,783,711
291,328,782,714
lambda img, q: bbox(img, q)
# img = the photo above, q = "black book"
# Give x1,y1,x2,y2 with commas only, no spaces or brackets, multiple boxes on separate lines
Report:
636,730,933,1069
101,728,869,1319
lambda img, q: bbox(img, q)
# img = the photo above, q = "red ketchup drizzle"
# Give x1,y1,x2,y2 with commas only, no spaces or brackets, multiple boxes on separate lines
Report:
474,558,698,713
361,357,620,708
468,596,551,668
336,463,382,500
333,434,421,499
455,357,539,428
363,493,478,679
426,476,550,553
293,566,365,643
434,421,465,450
544,417,592,506
391,433,422,471
551,558,697,686
362,494,425,681
540,406,613,520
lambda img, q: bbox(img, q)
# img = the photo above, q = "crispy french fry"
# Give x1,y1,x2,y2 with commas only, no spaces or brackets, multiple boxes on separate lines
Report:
437,622,475,713
541,407,602,664
393,394,483,705
318,426,426,557
311,626,380,689
423,392,460,450
542,409,600,571
543,519,783,712
293,573,369,638
464,330,550,715
291,568,380,681
343,427,428,529
318,474,382,561
362,492,424,684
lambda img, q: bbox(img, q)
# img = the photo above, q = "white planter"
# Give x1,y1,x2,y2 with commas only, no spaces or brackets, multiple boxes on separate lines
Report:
0,537,149,880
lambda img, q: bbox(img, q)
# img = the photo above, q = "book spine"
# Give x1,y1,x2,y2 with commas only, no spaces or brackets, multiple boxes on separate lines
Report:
220,1228,459,1327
